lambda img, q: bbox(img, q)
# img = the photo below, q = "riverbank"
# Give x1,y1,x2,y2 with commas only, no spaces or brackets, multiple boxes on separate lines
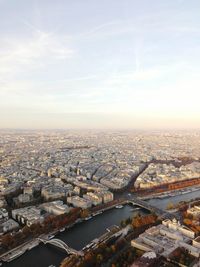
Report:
3,187,200,267
1,239,39,263
1,201,138,264
4,204,144,267
139,185,200,201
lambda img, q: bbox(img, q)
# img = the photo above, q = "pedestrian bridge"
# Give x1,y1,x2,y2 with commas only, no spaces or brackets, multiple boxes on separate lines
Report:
39,238,83,256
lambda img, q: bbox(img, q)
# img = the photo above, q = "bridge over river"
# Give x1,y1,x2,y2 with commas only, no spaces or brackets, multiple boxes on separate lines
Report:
39,196,181,258
38,238,84,256
126,196,182,221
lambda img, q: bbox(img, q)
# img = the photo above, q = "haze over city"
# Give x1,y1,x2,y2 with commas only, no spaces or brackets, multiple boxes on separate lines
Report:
0,0,200,129
2,2,200,267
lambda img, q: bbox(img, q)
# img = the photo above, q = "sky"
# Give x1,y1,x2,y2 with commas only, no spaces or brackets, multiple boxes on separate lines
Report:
0,0,200,129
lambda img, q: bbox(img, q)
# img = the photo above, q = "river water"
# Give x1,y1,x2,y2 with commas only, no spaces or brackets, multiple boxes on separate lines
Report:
3,205,145,267
148,189,200,210
3,189,200,267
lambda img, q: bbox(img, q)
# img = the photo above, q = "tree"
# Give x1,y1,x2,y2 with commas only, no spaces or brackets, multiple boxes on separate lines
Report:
166,202,174,210
1,233,14,249
120,220,126,227
125,217,132,225
22,225,31,238
81,209,89,218
96,253,103,263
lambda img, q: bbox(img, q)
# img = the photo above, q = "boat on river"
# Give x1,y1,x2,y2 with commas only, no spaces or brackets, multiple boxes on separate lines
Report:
85,216,92,220
2,249,25,262
116,205,123,209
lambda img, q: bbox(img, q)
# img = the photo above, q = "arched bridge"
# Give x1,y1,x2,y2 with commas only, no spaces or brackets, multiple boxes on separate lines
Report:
39,238,83,256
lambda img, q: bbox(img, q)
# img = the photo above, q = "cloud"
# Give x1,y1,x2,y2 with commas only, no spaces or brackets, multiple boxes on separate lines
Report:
105,64,180,87
0,30,74,77
79,21,121,37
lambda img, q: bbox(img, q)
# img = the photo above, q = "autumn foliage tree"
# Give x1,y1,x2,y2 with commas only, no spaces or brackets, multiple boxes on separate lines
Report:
132,214,157,228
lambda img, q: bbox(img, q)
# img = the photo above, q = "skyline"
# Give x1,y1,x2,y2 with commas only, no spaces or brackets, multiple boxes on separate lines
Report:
1,0,200,129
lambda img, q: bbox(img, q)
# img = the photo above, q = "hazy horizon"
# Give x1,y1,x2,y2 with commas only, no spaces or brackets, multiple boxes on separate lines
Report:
1,0,200,129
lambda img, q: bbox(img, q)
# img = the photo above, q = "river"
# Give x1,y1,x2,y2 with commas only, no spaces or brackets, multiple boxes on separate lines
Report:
147,189,200,210
3,188,200,267
3,204,145,267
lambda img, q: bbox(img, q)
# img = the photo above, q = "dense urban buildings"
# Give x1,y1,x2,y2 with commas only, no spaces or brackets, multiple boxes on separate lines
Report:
0,130,200,266
1,0,200,266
